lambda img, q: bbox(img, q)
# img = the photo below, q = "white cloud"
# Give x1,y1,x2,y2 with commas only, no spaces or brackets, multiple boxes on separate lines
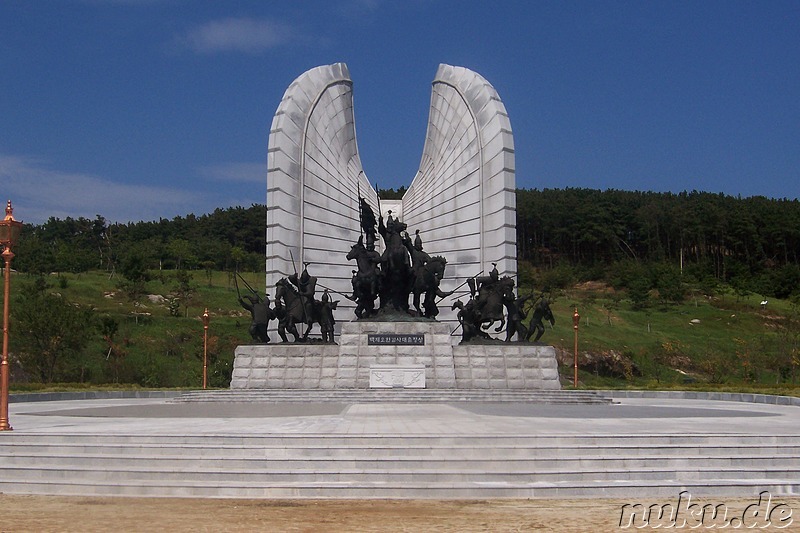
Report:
178,17,295,54
0,154,207,224
199,162,264,183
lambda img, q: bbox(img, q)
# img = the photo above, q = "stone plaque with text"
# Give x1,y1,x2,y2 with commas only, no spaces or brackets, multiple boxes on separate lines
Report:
367,334,425,346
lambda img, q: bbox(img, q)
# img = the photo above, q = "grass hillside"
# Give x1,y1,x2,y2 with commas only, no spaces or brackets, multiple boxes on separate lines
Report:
5,270,799,396
7,270,264,391
544,281,799,395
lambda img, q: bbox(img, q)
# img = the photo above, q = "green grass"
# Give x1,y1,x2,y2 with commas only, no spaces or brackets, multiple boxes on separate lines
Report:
6,270,265,390
542,285,799,395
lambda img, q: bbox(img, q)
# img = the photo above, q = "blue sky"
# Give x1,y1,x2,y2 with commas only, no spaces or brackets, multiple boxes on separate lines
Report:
1,1,798,224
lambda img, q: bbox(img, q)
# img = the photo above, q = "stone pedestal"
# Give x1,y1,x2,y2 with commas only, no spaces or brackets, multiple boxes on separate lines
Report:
336,321,456,389
231,320,561,390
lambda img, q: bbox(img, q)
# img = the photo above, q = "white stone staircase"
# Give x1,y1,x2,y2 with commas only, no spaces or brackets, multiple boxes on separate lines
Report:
1,432,798,498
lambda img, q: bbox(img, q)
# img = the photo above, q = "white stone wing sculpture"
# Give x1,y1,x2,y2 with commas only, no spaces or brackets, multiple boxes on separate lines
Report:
266,63,516,328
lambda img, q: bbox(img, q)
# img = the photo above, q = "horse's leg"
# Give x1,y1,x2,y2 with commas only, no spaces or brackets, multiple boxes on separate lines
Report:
518,323,529,342
425,291,438,318
287,319,300,342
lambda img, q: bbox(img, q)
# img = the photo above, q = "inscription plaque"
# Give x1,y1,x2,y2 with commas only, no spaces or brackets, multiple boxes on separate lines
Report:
367,334,425,346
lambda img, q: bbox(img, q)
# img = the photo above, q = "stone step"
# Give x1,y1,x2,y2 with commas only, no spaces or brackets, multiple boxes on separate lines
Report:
1,477,797,499
4,432,798,450
4,441,800,459
5,453,800,472
170,389,612,404
2,466,800,487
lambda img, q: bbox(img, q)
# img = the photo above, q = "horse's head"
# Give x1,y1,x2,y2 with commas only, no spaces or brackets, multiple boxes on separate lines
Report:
428,255,447,278
347,240,364,260
274,279,286,297
498,276,515,294
275,278,296,300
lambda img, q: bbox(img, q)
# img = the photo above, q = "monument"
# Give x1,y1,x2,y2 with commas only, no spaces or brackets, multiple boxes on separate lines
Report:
231,63,560,390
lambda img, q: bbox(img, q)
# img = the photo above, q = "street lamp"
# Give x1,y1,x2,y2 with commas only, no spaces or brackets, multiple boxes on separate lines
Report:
0,201,23,431
202,308,210,390
572,307,580,389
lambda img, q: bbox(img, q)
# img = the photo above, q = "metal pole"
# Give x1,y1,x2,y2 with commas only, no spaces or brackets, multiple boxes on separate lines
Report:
572,307,580,389
1,248,15,430
202,308,209,390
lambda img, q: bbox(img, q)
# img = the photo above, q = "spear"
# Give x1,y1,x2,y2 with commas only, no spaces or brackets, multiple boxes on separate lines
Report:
376,182,382,223
437,270,483,303
316,282,351,300
357,180,363,241
236,271,259,298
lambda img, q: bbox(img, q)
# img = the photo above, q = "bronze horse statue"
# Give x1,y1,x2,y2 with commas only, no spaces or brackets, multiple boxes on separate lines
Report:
473,276,516,332
410,255,451,318
346,238,380,318
274,278,322,342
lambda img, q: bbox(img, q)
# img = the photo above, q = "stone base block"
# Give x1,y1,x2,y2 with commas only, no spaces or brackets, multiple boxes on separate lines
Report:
451,344,561,390
231,321,560,390
230,344,340,389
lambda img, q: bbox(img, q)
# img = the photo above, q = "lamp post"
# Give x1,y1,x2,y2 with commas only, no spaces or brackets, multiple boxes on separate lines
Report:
0,201,23,431
572,307,580,389
202,308,209,390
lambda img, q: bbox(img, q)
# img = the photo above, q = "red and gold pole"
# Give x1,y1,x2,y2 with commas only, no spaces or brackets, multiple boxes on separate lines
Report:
1,246,14,430
572,307,580,389
0,201,22,431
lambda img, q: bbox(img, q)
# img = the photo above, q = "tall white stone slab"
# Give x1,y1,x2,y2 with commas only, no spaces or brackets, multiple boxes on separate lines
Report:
265,63,517,334
266,63,376,318
404,64,517,320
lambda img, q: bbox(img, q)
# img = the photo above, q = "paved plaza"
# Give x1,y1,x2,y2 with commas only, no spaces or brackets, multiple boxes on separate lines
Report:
8,393,800,438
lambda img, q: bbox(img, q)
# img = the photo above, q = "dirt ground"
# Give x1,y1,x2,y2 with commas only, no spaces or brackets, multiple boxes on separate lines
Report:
1,495,798,532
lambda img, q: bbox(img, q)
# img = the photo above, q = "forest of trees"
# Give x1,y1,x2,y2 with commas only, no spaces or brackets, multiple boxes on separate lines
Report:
516,189,800,299
14,205,267,276
10,189,800,300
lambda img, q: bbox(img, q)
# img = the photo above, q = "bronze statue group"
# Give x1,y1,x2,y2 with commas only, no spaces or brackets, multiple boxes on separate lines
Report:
238,196,554,344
